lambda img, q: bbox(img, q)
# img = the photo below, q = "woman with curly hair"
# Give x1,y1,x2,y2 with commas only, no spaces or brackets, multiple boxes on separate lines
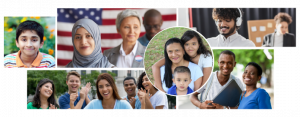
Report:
207,8,255,47
263,12,295,47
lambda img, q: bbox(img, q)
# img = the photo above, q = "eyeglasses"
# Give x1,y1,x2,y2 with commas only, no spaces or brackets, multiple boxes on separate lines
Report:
144,25,161,30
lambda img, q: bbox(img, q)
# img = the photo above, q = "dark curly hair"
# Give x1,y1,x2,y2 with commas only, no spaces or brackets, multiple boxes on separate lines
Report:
212,8,243,30
181,30,212,58
137,72,157,91
274,12,292,24
245,62,262,77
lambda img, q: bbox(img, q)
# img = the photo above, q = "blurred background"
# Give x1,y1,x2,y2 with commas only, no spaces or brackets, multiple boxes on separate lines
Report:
178,8,296,46
27,70,176,109
178,49,274,109
4,17,56,57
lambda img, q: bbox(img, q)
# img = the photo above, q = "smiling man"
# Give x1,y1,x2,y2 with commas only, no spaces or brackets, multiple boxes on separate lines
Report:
59,71,91,109
4,20,55,68
207,8,255,47
122,77,141,109
190,50,245,109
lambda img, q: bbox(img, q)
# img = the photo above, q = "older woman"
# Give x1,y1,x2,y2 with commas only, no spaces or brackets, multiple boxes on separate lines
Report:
263,12,295,47
104,9,146,68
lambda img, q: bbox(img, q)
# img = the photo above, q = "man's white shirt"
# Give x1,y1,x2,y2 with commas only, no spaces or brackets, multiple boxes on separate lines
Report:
207,32,255,47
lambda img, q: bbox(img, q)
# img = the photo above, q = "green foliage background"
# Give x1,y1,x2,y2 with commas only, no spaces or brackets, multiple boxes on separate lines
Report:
27,70,116,100
4,17,56,57
144,27,211,83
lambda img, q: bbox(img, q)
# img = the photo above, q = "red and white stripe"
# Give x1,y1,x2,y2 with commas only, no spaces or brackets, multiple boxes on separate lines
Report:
57,8,177,67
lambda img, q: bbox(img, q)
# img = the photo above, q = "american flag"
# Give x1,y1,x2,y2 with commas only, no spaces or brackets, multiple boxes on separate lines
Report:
57,8,177,67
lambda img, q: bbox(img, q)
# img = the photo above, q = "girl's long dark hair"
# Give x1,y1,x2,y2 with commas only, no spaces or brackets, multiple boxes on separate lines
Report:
181,30,212,58
32,78,59,108
96,73,121,100
164,38,190,88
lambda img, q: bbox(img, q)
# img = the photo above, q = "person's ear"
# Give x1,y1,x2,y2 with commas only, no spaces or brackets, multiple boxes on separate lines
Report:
117,28,120,34
39,41,44,48
16,39,19,48
233,61,237,67
172,79,175,83
189,79,192,84
258,76,262,82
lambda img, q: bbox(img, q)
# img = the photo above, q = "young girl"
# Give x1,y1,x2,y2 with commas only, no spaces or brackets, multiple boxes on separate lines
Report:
27,78,59,109
137,72,168,109
66,18,113,68
84,73,132,109
152,30,211,92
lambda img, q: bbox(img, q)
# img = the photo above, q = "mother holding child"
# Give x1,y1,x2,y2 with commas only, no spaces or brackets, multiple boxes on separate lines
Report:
152,30,213,95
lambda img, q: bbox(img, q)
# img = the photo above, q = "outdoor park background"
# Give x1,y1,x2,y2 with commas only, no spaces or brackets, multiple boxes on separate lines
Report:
178,49,274,109
144,27,211,84
4,17,56,58
27,70,176,109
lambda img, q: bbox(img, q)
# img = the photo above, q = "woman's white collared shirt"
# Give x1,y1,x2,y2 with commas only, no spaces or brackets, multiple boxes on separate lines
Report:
116,42,138,68
207,32,255,47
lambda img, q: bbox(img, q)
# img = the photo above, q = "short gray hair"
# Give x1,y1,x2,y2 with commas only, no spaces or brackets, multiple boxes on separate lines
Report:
116,9,141,30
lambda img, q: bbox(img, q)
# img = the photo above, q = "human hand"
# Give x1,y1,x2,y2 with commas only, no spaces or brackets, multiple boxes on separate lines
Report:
138,88,146,101
84,82,91,95
129,97,136,108
49,104,57,109
199,100,216,109
212,103,224,109
70,93,78,103
79,87,86,99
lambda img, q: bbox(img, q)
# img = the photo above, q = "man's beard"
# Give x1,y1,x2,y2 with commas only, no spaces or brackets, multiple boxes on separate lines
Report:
219,24,236,37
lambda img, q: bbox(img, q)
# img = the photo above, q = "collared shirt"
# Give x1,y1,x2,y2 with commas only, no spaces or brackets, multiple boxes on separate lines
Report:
274,32,283,47
137,34,150,46
167,85,194,95
207,32,255,47
116,42,138,68
4,50,55,68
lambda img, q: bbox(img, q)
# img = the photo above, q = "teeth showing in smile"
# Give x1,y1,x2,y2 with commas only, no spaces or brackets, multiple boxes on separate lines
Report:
103,92,109,95
244,78,251,81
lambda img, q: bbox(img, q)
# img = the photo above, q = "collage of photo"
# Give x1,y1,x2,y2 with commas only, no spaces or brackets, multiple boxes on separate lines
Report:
3,8,282,110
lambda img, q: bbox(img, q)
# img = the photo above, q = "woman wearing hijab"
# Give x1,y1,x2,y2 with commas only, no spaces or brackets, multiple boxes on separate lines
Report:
103,9,146,68
66,18,114,68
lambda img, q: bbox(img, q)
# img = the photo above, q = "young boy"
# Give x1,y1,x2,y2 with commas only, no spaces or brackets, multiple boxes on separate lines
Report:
59,71,91,109
167,66,194,95
4,20,55,68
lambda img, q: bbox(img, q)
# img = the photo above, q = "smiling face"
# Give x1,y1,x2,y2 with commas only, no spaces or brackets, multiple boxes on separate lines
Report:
118,16,141,43
16,30,44,57
142,75,153,90
66,75,81,93
183,36,199,57
123,79,136,96
98,79,114,100
173,72,191,92
216,18,236,38
166,43,185,64
39,82,53,98
74,27,95,56
218,54,236,76
242,65,261,86
276,21,288,35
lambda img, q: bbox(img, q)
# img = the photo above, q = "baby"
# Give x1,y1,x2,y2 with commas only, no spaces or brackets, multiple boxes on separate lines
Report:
167,66,194,95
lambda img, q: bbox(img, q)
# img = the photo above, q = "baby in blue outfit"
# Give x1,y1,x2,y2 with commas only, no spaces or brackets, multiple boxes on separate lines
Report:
167,66,194,95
